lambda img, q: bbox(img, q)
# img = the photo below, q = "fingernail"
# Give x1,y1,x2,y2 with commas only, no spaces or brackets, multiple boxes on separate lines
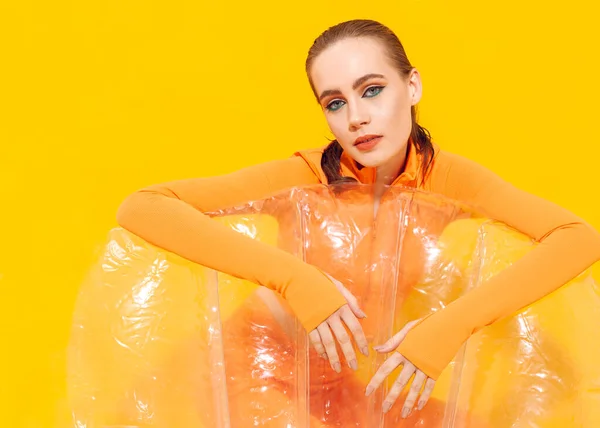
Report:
361,346,369,356
348,359,357,370
359,310,368,318
320,353,327,360
402,407,410,418
382,402,392,413
417,400,424,410
365,386,373,396
333,362,341,373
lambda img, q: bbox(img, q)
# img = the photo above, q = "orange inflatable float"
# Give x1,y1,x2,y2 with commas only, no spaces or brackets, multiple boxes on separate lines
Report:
66,185,600,427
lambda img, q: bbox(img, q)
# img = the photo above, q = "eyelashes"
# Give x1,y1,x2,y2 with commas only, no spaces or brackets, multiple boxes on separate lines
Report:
363,86,383,98
325,85,385,112
326,99,345,112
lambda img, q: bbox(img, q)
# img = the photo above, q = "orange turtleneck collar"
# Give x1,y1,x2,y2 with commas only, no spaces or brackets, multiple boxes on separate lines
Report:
338,138,422,187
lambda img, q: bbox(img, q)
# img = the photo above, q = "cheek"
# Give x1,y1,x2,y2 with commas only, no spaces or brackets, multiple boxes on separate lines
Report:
373,96,412,134
326,115,351,146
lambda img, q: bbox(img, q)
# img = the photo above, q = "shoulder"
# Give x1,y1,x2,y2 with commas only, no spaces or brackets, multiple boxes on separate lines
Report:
426,143,510,199
208,146,326,187
430,144,488,173
234,153,325,191
430,144,502,179
292,146,328,184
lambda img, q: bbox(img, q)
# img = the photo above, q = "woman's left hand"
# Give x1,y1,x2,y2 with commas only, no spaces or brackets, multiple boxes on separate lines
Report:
365,319,436,419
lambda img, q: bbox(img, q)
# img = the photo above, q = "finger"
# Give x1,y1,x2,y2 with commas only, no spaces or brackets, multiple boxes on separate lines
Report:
344,294,367,319
374,319,420,353
317,323,341,373
339,306,369,356
322,274,366,318
417,378,436,410
327,315,358,370
382,360,415,414
365,352,404,396
308,329,327,359
402,370,426,418
322,273,365,318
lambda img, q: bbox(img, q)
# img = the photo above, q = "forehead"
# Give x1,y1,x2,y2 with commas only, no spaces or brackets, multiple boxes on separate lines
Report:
310,37,394,91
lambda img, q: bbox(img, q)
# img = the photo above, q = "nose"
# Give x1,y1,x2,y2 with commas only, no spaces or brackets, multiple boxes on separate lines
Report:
347,101,370,131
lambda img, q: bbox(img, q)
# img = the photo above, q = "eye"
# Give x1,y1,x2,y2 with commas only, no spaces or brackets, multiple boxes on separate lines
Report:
326,99,346,112
363,85,384,98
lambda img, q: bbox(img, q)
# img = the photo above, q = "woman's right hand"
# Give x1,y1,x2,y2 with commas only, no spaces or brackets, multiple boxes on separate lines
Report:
308,275,369,373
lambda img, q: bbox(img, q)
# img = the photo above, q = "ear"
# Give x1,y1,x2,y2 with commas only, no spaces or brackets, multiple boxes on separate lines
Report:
407,68,423,106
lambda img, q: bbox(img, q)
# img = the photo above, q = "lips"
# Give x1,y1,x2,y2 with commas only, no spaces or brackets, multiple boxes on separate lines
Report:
353,134,383,151
353,134,382,146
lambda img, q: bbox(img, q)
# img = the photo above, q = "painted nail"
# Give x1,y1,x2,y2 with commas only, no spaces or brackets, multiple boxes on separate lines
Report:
402,407,410,418
348,359,358,370
333,362,341,373
382,402,392,413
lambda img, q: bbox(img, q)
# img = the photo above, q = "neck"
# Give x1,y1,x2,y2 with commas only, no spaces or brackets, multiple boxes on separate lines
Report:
371,148,407,206
375,146,408,187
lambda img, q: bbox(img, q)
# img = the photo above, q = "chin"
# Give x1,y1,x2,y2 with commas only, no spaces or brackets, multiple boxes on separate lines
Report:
351,149,391,169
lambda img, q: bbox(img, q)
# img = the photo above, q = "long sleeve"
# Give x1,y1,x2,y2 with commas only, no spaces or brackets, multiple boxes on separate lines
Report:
395,150,600,379
115,156,348,332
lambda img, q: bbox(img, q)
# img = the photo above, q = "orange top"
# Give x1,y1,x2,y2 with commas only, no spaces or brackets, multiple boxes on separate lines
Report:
116,141,600,379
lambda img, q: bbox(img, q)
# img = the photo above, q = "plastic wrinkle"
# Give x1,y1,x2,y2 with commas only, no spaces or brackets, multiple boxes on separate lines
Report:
67,184,600,427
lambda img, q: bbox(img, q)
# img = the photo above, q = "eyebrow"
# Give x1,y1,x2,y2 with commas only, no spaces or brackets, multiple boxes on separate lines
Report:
318,73,385,102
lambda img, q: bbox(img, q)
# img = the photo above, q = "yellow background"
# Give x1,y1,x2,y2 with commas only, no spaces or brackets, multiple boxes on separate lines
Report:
1,0,599,426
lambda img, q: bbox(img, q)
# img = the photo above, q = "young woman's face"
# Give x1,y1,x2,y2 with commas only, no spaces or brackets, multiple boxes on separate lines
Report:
310,37,422,172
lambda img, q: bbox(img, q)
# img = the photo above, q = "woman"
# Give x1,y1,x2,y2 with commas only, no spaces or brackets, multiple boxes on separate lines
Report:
116,19,600,420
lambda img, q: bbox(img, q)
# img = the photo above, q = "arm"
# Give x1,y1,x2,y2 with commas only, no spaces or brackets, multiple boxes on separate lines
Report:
115,156,347,332
395,150,600,379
